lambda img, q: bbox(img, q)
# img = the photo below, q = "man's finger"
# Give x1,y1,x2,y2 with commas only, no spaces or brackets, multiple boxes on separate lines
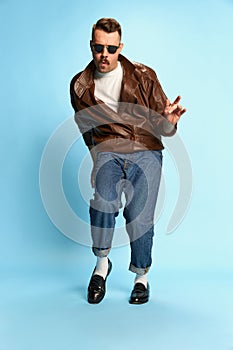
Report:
169,104,179,114
171,95,181,106
180,108,187,116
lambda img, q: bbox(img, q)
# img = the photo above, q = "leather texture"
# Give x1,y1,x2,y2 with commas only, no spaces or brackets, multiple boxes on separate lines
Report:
70,55,176,153
129,282,150,304
87,259,112,304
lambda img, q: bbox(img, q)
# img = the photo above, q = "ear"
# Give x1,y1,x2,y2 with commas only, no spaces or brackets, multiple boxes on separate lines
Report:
90,40,95,55
119,42,124,53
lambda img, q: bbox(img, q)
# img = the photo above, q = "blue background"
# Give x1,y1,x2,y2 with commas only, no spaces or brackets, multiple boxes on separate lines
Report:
1,0,233,349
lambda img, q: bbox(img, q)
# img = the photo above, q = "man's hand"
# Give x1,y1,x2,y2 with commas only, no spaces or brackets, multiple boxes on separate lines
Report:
164,96,186,125
89,148,97,188
91,166,95,188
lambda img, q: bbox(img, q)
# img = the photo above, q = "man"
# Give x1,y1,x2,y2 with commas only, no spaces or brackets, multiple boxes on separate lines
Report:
70,18,186,304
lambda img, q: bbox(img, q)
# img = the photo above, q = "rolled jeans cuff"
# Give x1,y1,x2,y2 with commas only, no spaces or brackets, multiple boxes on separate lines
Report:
129,263,150,275
92,247,111,258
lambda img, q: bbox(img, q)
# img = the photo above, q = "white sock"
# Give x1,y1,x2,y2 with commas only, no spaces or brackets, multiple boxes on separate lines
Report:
134,273,148,288
93,257,108,279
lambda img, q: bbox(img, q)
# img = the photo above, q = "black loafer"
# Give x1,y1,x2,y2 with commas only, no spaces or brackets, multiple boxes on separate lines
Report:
87,259,112,304
129,282,150,304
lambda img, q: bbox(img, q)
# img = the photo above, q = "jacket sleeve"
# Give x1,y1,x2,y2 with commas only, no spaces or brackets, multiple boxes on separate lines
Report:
70,73,82,113
146,67,177,137
70,74,95,150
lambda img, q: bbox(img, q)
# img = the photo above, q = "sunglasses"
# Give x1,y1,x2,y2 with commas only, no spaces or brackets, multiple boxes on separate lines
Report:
92,44,120,54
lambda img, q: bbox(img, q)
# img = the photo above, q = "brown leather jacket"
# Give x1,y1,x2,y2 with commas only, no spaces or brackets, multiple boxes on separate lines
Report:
70,54,176,153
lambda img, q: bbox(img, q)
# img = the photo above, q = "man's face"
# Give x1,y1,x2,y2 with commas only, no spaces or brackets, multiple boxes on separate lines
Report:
90,29,123,73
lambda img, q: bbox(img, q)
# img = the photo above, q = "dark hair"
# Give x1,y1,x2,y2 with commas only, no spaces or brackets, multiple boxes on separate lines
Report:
92,18,122,41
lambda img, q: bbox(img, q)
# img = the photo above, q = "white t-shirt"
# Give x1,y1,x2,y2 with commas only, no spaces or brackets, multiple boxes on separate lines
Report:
94,62,123,112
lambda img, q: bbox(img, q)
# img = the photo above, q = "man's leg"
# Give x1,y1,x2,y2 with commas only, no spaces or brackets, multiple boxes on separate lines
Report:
88,152,124,303
123,150,163,304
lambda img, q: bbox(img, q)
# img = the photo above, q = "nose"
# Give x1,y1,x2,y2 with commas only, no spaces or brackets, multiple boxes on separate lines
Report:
101,46,108,57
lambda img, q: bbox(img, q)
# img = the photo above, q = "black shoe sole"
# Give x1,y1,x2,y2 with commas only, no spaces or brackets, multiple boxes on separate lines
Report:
129,297,149,305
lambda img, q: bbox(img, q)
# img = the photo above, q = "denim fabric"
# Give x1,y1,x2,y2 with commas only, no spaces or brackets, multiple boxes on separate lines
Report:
90,150,162,275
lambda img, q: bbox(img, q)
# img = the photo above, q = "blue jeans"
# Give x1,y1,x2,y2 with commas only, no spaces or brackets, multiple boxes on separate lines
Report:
90,150,162,275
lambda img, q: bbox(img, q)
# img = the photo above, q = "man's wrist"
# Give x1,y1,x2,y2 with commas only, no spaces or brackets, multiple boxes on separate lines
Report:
163,119,176,133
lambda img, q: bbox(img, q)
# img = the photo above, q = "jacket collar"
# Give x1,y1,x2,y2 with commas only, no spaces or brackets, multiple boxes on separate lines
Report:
74,54,139,99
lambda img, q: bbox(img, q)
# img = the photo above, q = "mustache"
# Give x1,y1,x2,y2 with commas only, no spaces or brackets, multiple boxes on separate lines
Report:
100,58,110,65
